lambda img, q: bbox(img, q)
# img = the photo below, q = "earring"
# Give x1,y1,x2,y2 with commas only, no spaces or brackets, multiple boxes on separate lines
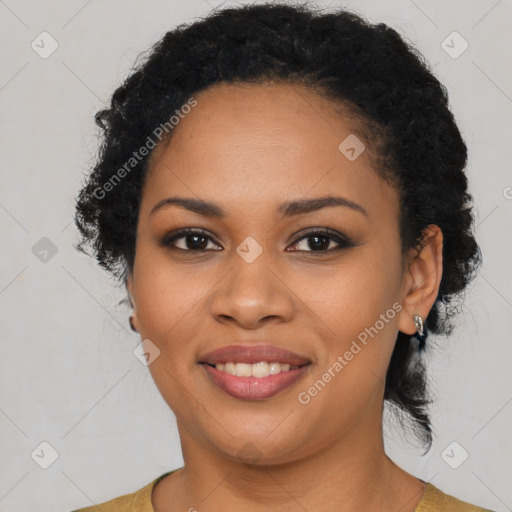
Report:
413,313,426,349
129,315,138,333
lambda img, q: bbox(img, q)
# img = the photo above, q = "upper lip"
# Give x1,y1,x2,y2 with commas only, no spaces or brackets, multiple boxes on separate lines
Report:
199,344,311,366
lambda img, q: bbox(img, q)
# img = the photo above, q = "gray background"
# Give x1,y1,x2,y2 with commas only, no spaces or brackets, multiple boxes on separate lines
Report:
0,0,511,510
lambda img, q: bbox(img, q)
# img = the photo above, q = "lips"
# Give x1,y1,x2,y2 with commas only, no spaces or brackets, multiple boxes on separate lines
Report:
201,363,310,400
199,344,311,366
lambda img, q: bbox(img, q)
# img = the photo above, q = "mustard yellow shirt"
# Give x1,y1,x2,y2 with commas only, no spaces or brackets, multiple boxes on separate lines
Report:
71,469,495,511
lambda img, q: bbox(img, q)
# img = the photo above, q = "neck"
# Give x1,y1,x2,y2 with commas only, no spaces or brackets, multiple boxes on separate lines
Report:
155,419,424,512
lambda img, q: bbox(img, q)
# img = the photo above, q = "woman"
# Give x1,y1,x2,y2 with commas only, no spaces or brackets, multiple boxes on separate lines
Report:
72,2,492,511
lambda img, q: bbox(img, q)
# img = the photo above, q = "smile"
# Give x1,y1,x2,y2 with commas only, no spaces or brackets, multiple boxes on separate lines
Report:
200,362,311,400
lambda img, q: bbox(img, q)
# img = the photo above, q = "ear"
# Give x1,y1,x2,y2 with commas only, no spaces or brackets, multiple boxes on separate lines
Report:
126,271,140,333
398,224,443,336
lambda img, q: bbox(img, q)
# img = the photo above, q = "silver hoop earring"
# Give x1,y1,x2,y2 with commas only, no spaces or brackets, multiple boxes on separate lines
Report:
413,314,423,337
413,313,426,349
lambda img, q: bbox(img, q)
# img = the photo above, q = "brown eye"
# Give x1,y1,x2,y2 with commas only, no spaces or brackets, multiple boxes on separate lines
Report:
287,228,356,254
160,229,222,252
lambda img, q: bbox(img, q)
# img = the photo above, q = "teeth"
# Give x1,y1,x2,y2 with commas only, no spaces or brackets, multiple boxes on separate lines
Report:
214,361,298,377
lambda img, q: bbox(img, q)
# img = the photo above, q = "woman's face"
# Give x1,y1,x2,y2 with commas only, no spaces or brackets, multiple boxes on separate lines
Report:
127,81,417,465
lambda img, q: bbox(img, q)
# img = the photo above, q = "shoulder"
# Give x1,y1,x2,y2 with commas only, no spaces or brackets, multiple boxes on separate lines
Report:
417,482,496,512
70,471,174,512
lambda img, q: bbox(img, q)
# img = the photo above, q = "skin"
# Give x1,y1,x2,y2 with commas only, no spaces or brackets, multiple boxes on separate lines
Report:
126,81,443,512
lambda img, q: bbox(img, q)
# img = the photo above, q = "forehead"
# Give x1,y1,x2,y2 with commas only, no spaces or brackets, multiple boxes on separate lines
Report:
141,81,397,220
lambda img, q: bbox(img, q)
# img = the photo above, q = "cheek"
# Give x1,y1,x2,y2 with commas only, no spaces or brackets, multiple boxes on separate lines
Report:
132,248,212,360
134,238,188,300
305,247,402,334
302,247,404,398
133,255,208,415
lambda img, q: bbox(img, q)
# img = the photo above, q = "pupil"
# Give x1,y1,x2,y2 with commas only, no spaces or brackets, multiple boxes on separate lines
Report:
309,235,329,251
187,235,207,250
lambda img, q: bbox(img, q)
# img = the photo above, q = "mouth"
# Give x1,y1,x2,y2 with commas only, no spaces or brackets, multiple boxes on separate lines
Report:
198,344,312,400
200,361,311,400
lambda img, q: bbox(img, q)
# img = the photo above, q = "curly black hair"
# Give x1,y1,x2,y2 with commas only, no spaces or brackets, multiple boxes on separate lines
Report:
74,1,482,451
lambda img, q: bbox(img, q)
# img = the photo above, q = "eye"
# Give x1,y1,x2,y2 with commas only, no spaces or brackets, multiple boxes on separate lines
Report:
160,228,222,252
160,227,356,254
287,228,356,254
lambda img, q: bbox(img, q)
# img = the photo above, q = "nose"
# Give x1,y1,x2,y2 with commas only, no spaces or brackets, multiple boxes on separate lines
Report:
208,249,295,329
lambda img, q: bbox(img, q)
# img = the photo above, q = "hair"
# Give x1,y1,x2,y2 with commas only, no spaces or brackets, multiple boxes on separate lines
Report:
74,1,482,451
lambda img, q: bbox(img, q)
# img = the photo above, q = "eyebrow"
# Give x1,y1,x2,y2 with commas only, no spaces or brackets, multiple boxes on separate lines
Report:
149,195,368,218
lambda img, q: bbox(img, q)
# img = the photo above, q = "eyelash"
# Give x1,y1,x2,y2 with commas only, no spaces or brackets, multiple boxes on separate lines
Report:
159,227,356,255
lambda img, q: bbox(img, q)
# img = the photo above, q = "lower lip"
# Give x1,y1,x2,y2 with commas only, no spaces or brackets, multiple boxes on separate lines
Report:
200,364,310,400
